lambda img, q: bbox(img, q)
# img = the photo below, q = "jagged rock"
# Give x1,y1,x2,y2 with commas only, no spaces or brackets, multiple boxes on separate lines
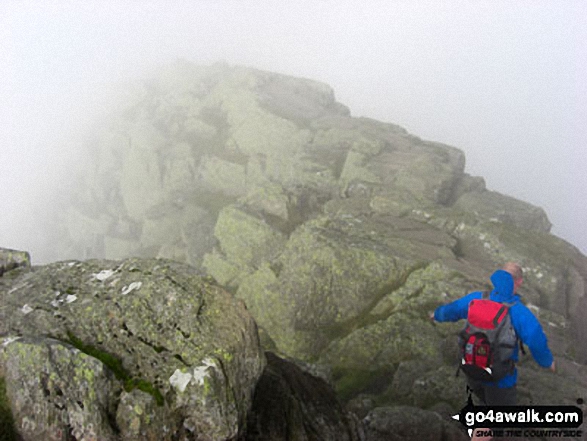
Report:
0,247,30,277
362,406,468,441
115,389,174,441
1,337,120,441
239,183,290,222
236,214,459,359
410,365,467,411
339,136,465,206
55,63,468,265
245,352,363,441
0,258,265,440
454,189,552,232
430,211,587,318
203,205,287,288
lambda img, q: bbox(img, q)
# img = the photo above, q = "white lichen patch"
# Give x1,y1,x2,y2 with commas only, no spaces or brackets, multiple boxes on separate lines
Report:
93,269,115,281
169,369,192,393
411,209,431,219
65,295,78,304
8,282,29,295
122,282,142,296
192,358,216,386
1,336,21,347
21,304,33,315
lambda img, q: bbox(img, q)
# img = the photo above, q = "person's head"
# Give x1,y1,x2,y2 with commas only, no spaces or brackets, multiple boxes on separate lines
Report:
502,262,523,292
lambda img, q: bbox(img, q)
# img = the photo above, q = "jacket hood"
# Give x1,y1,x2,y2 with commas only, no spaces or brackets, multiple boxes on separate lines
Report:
490,269,518,303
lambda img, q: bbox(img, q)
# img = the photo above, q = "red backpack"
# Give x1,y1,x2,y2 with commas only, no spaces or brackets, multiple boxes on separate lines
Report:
458,292,521,382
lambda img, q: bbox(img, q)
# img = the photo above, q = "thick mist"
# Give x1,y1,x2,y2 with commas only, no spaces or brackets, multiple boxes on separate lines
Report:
1,0,586,263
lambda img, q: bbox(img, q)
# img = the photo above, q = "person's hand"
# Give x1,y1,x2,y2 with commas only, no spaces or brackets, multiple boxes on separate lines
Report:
549,361,556,373
429,312,436,322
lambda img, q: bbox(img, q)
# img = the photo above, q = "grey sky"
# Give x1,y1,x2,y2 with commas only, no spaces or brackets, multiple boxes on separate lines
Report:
1,0,586,260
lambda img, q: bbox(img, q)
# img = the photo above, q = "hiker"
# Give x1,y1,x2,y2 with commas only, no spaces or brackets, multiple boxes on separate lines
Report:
431,262,555,407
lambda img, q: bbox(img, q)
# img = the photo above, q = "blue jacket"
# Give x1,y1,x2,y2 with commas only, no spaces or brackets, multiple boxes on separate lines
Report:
434,269,554,388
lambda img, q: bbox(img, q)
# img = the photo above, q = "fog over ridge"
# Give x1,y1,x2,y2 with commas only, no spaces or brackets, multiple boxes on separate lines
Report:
1,0,586,262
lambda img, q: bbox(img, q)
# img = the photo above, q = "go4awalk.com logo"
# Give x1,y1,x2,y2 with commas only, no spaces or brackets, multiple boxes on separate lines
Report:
452,396,584,439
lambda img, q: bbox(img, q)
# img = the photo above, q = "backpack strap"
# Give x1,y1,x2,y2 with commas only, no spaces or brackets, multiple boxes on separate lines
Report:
503,299,526,356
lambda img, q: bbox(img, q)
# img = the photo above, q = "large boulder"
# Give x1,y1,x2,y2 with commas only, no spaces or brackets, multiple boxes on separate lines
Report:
236,213,459,359
203,205,287,288
0,257,265,440
453,190,552,232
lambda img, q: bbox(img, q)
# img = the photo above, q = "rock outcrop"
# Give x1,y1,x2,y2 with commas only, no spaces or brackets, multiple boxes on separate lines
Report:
0,247,30,277
0,256,265,440
22,61,587,436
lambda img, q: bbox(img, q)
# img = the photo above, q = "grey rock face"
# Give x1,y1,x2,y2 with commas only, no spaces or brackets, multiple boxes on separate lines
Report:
363,406,467,441
454,190,552,232
245,352,363,441
0,257,266,440
0,247,30,277
2,338,120,441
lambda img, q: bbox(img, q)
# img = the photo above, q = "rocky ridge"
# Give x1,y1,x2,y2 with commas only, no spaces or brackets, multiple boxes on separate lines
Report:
3,61,587,439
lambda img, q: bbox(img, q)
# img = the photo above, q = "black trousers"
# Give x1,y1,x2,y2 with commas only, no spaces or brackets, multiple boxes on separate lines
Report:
468,379,517,406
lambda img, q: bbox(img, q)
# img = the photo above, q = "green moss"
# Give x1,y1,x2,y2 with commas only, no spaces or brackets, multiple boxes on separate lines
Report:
213,348,234,363
202,376,212,396
126,379,164,407
0,377,18,441
332,367,392,402
67,331,164,406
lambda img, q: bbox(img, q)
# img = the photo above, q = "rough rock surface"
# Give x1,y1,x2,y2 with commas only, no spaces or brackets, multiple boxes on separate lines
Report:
363,406,467,441
35,61,587,434
453,190,552,232
0,257,265,440
2,337,120,441
245,352,363,441
0,247,30,277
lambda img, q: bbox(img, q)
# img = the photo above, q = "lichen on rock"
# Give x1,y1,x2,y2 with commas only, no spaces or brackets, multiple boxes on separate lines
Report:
0,257,266,440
